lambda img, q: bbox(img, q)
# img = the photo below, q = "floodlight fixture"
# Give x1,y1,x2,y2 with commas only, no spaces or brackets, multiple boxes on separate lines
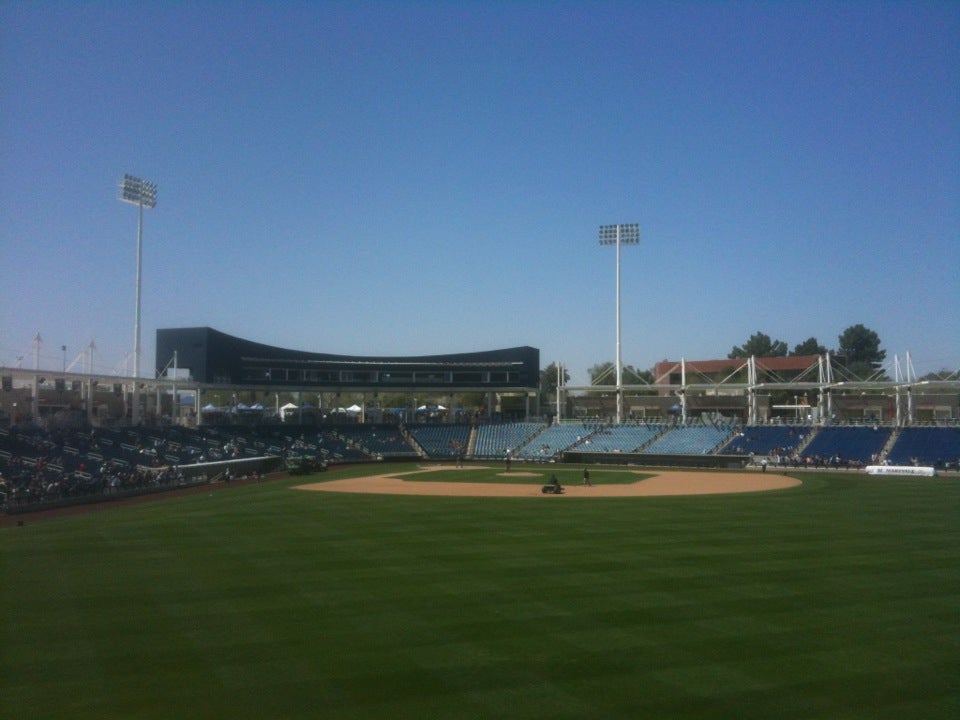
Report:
120,174,157,208
119,174,157,425
598,223,639,246
598,223,640,424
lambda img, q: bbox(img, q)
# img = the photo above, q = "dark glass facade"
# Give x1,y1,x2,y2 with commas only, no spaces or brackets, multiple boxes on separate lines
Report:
156,327,539,391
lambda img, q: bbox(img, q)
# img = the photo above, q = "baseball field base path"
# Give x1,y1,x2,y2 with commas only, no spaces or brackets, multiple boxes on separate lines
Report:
294,466,801,498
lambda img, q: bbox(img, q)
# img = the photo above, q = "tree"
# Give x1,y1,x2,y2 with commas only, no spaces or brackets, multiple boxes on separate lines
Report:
539,363,570,395
627,367,655,385
729,332,788,359
588,362,615,385
791,337,827,356
837,324,885,366
920,369,959,382
836,324,887,380
587,363,649,385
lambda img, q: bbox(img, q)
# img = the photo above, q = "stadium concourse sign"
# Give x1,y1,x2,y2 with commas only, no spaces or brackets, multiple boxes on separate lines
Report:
865,465,937,477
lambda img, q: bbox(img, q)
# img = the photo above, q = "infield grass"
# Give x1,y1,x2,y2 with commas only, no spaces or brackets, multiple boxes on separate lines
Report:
403,465,652,485
2,464,958,719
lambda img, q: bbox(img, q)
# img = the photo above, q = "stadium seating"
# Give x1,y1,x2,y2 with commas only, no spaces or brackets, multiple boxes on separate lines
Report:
800,426,892,465
514,423,595,459
577,423,664,453
885,426,960,468
473,422,544,459
408,424,471,459
314,430,368,462
641,424,737,455
3,420,957,514
720,426,810,456
328,426,418,459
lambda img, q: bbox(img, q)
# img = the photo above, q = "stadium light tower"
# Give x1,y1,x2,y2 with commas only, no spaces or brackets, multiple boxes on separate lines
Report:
599,223,639,424
120,174,157,425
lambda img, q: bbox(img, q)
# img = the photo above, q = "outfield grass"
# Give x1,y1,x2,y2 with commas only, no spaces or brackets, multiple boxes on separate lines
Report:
2,464,958,719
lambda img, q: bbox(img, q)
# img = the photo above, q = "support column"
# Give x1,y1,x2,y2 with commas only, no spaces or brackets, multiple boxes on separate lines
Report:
86,379,94,424
680,358,688,424
32,376,40,420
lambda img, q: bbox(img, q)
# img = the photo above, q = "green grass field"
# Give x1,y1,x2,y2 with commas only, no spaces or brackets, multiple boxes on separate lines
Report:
2,464,958,719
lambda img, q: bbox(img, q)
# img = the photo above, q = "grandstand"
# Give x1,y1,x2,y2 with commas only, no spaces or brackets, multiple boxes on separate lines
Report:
641,424,737,455
3,418,958,514
885,426,960,468
800,426,893,465
577,423,664,453
514,423,592,460
473,422,544,459
408,424,471,460
720,426,811,457
334,425,420,459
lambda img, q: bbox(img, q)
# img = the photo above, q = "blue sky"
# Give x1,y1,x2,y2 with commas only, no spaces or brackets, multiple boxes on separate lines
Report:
2,1,957,386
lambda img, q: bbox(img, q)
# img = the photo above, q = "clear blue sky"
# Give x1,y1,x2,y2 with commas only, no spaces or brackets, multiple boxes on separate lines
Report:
2,1,958,386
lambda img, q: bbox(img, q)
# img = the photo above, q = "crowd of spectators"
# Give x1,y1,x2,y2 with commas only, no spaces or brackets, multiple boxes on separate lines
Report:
1,454,189,507
0,422,433,512
0,423,294,512
756,451,864,470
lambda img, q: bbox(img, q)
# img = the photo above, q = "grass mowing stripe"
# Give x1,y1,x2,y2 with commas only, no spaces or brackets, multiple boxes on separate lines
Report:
3,466,958,719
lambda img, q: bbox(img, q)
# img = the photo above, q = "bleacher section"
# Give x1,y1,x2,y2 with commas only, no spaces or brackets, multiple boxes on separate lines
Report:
326,426,418,459
514,423,594,460
641,424,737,455
578,424,664,453
801,426,892,465
315,430,369,462
409,424,471,460
886,427,960,468
720,426,811,456
473,422,544,459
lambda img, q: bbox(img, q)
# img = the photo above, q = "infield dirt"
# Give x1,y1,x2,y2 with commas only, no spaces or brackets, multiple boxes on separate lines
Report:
294,465,801,497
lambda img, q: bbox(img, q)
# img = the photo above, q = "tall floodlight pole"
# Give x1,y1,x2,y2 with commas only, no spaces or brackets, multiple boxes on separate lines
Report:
120,174,157,425
599,223,639,424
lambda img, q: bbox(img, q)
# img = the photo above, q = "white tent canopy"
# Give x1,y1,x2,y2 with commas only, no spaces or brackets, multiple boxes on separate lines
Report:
280,402,298,421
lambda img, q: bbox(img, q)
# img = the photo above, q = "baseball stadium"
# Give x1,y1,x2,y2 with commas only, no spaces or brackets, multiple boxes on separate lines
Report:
2,323,959,719
4,1,959,716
